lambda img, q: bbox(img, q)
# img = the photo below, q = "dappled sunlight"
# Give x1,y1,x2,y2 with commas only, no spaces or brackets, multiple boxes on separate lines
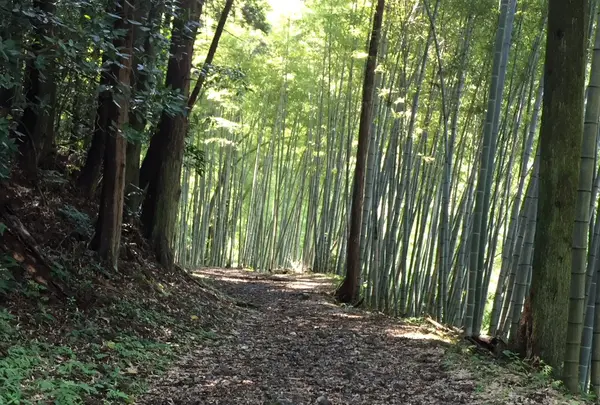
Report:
320,301,345,311
202,378,256,389
192,269,260,284
289,260,307,273
308,274,338,279
385,327,453,343
193,273,253,284
284,280,331,290
192,268,335,294
330,312,365,320
214,276,256,284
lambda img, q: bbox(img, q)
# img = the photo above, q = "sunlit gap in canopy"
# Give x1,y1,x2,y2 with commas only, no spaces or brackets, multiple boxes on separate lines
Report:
267,0,305,23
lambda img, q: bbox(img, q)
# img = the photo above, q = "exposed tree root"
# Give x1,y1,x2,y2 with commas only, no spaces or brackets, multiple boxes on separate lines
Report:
0,206,68,298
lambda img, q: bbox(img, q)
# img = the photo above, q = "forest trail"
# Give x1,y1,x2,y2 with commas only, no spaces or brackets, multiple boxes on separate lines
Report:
139,269,474,405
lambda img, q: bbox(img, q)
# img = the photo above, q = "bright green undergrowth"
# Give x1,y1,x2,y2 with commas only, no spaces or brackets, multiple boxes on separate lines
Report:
0,289,217,404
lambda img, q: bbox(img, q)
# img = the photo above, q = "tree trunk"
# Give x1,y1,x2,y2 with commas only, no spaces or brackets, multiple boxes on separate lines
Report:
124,141,142,213
140,0,203,268
78,56,111,198
16,0,57,175
124,1,163,215
335,0,385,304
187,0,234,110
564,0,596,391
524,0,586,375
466,0,514,337
91,0,135,270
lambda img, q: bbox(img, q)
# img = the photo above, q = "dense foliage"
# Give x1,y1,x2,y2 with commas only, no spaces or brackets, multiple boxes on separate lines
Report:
2,0,600,398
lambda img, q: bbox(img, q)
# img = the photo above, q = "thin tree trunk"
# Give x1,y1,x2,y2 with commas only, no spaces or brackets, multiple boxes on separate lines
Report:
336,0,385,303
187,0,234,110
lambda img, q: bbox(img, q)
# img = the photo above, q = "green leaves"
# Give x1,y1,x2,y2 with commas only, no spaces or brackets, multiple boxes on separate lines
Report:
184,142,206,176
58,204,93,238
241,0,272,33
0,39,19,63
0,310,177,404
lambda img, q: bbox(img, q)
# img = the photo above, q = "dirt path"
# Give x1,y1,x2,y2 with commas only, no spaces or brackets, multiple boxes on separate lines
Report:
140,269,474,405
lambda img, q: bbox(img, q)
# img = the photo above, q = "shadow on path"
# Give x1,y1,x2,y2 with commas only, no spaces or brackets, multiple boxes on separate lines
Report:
139,269,474,405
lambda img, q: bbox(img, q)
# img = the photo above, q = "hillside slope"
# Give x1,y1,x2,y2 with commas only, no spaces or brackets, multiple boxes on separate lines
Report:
0,170,236,403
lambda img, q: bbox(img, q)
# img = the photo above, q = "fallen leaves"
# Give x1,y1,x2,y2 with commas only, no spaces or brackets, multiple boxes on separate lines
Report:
139,269,474,405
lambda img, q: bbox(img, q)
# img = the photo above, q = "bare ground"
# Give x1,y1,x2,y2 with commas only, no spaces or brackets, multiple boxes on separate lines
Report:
139,269,475,405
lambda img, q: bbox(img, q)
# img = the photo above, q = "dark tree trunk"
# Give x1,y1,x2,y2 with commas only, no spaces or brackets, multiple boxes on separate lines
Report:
335,0,385,304
124,140,142,212
139,138,159,191
0,89,13,119
16,0,57,175
140,0,203,267
91,0,135,269
124,1,164,215
0,1,22,120
139,0,230,193
0,79,15,121
523,0,586,372
187,0,234,110
78,60,111,198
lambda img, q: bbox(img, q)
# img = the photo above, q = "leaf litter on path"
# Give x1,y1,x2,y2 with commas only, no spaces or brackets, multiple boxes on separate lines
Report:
139,268,476,405
140,268,591,405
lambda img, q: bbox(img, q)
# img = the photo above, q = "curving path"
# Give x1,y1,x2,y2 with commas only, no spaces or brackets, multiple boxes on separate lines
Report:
140,269,474,405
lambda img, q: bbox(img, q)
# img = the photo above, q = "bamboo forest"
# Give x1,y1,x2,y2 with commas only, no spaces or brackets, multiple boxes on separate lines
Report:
1,0,600,403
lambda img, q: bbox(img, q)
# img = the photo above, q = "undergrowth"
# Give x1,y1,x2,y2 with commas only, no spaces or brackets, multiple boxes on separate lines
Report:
0,282,219,404
0,272,221,405
0,165,234,404
443,343,594,405
0,246,226,404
